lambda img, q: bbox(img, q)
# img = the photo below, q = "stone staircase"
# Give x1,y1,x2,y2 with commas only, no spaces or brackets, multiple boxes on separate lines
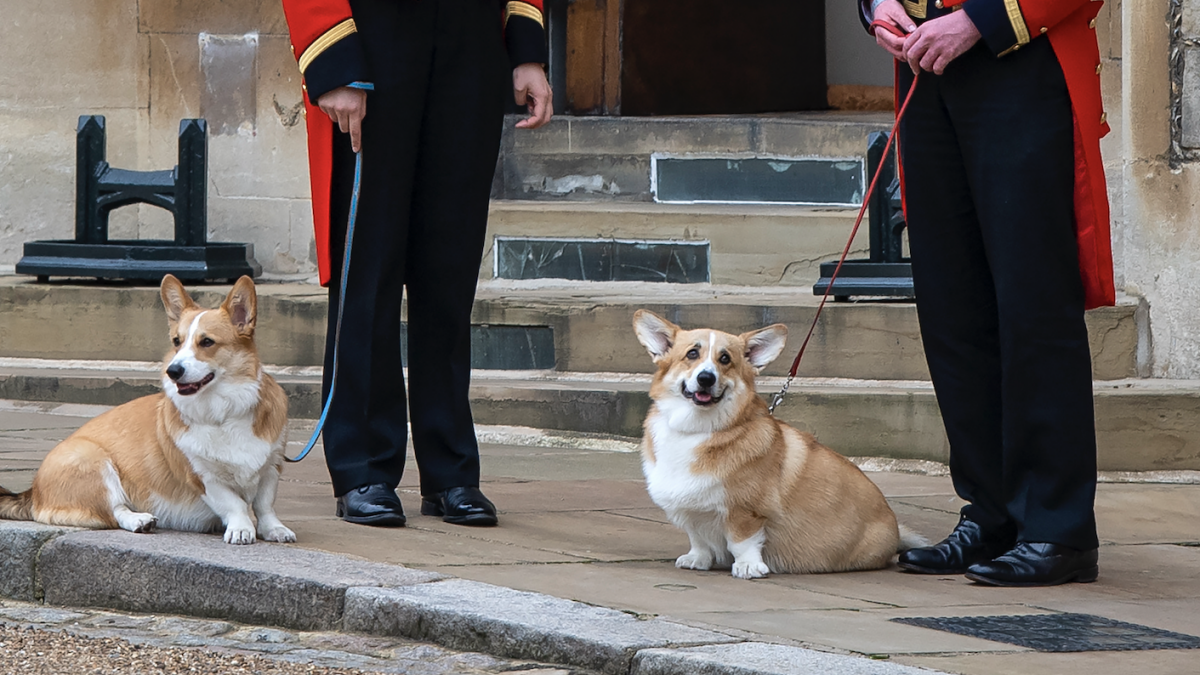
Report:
2,276,1192,472
2,112,1194,472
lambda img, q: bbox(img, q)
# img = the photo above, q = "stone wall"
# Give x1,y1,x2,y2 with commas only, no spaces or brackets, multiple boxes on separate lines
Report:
0,0,313,276
1114,0,1200,377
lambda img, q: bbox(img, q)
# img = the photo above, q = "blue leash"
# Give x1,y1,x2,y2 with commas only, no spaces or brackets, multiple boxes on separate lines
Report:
286,150,363,463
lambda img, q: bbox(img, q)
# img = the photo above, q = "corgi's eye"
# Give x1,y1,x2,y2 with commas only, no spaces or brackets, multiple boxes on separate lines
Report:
199,337,215,348
719,353,731,365
172,337,181,347
686,348,700,360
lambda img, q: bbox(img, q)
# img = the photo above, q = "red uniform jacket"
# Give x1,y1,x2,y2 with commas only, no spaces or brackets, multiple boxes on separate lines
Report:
871,0,1115,309
280,0,547,286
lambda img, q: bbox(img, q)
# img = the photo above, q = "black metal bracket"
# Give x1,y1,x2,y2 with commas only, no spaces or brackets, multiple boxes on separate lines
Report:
812,130,914,301
16,115,261,282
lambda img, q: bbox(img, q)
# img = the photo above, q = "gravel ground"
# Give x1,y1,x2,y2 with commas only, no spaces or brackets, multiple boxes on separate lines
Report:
0,601,579,675
0,624,363,674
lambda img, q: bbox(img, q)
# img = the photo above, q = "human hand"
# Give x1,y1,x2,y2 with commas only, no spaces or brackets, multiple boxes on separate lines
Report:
317,86,367,152
872,0,916,60
513,63,553,129
902,10,981,75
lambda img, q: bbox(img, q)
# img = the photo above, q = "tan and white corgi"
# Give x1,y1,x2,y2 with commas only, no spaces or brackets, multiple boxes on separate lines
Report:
0,275,294,545
633,310,923,579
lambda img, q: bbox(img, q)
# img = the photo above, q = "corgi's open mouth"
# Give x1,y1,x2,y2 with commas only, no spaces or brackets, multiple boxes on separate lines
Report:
175,373,215,396
682,384,723,406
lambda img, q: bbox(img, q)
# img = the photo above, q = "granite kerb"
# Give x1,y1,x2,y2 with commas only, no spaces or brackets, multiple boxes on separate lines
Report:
24,528,441,631
343,578,742,675
0,521,947,675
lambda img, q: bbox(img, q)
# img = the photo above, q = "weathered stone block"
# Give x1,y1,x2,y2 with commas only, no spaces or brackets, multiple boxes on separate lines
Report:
138,0,288,35
40,530,442,630
1184,0,1200,39
632,643,936,675
502,154,652,201
558,118,756,156
0,0,140,109
754,116,892,159
0,521,72,601
1182,48,1200,149
343,580,737,675
0,108,144,272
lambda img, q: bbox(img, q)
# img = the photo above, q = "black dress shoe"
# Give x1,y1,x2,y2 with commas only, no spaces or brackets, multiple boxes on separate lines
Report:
898,516,1014,575
336,484,406,527
420,486,498,526
965,542,1099,587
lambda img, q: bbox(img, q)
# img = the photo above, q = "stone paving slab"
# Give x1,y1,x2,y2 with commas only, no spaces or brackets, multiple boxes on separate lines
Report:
442,560,882,615
39,530,443,630
895,648,1200,675
632,643,938,675
345,579,740,675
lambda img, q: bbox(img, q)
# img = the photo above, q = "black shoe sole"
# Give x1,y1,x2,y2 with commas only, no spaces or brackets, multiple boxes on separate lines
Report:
335,503,406,527
897,561,968,575
420,499,498,527
965,565,1099,587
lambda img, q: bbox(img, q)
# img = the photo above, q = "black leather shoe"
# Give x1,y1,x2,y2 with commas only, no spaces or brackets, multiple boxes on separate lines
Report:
898,516,1014,575
421,487,498,526
965,542,1099,587
336,484,406,527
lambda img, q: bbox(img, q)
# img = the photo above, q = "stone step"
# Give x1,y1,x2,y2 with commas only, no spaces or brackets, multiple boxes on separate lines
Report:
1,362,1196,473
0,277,1145,381
483,201,868,287
494,113,893,202
0,278,1144,380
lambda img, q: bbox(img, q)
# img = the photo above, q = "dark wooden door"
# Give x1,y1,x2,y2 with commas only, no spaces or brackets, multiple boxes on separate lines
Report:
620,0,827,115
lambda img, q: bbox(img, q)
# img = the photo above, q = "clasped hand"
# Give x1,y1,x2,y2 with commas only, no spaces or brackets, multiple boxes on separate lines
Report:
872,0,982,75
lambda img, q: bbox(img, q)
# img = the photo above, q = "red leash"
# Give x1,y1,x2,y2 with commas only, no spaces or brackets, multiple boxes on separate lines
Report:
769,34,918,415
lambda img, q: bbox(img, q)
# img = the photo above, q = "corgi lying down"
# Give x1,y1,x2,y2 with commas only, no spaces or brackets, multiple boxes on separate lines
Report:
634,310,923,579
0,275,294,545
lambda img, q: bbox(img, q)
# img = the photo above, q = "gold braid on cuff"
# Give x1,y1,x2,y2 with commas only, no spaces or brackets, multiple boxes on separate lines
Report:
298,18,357,74
505,1,545,27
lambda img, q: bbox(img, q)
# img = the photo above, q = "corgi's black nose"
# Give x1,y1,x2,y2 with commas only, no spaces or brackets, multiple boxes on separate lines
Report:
697,370,717,388
166,363,185,381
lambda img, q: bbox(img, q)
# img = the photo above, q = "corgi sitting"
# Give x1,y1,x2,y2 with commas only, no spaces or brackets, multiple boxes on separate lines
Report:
0,275,294,545
633,310,923,579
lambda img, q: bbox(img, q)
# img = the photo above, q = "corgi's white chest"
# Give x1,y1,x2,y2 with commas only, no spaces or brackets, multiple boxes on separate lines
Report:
173,415,277,495
643,413,727,516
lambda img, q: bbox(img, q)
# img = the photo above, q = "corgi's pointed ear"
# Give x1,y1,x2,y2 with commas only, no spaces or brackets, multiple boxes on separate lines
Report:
160,274,195,324
221,276,258,337
741,324,788,372
633,310,679,362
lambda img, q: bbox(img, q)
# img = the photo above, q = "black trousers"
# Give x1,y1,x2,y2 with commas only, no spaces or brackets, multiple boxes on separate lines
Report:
321,0,509,498
898,39,1099,551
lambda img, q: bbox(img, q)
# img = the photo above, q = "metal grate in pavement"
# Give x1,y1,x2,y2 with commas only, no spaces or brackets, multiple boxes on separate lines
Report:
891,613,1200,652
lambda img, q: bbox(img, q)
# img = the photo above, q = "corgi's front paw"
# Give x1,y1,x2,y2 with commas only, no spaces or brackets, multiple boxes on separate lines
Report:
732,560,770,579
675,552,714,570
115,509,158,530
132,514,158,533
224,525,257,545
118,512,157,534
262,525,296,543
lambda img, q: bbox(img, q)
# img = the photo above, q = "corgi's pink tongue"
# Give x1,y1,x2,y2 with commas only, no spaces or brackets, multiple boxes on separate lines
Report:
693,391,713,403
176,373,214,396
